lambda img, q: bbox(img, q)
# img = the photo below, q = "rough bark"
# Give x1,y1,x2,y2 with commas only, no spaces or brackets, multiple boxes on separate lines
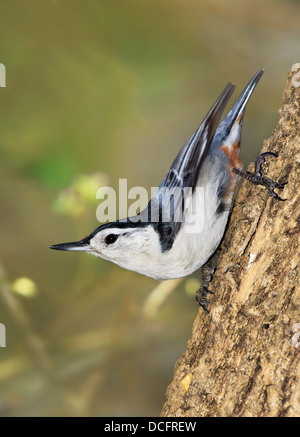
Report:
161,66,300,417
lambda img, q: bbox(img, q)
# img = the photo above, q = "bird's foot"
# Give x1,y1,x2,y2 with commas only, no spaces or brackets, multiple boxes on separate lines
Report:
233,152,288,201
195,253,218,314
195,286,214,314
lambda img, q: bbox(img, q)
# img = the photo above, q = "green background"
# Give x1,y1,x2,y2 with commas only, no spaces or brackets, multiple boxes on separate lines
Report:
0,0,299,416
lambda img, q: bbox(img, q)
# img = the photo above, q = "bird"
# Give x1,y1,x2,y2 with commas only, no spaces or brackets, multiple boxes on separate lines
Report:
50,68,286,313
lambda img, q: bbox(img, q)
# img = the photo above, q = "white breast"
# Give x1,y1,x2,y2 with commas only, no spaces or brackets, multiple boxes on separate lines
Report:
124,157,232,281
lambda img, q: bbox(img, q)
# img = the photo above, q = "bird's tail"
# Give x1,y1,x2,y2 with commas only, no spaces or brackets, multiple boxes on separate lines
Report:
223,68,264,131
211,68,264,169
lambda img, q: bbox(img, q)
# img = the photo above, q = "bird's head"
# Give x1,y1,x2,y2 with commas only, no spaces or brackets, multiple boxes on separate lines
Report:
50,221,161,275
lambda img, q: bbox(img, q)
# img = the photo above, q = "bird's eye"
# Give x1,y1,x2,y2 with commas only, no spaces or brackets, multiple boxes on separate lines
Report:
105,234,119,245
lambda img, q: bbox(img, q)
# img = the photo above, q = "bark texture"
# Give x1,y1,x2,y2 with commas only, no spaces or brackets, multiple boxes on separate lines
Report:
161,66,300,417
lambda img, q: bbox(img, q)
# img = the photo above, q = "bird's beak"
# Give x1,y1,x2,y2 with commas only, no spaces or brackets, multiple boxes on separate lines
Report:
49,239,90,252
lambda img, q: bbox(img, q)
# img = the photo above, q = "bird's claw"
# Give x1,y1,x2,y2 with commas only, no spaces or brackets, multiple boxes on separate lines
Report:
195,286,214,314
233,152,288,201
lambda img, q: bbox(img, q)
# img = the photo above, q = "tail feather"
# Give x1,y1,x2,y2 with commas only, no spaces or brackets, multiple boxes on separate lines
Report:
219,68,264,135
211,68,264,168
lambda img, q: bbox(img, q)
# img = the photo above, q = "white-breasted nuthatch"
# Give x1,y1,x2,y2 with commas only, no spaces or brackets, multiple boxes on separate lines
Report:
50,69,286,312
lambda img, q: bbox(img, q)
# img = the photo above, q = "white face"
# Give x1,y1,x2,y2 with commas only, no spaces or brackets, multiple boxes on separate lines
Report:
87,225,162,275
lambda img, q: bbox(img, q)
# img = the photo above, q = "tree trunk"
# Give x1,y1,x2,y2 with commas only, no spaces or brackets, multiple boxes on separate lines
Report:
161,66,300,417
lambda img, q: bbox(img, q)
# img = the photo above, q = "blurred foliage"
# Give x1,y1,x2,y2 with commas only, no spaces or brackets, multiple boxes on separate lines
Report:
11,277,37,298
53,172,109,218
0,0,299,417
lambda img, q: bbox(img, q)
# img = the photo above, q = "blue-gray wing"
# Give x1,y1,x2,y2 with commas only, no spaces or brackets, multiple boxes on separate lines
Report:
139,82,235,251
